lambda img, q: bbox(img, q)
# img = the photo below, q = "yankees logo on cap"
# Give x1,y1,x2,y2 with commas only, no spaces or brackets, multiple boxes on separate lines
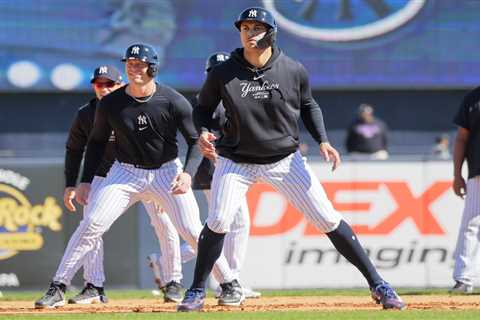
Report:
90,65,122,83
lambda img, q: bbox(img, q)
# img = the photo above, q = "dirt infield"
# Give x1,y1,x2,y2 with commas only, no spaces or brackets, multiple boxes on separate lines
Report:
1,295,480,314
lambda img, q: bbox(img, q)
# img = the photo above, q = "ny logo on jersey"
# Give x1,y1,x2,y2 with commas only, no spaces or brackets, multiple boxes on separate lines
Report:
137,115,147,125
248,9,257,17
131,46,140,55
99,66,108,74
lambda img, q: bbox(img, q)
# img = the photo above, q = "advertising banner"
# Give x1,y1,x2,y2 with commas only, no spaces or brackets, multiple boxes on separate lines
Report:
242,161,461,288
0,163,65,289
0,161,139,289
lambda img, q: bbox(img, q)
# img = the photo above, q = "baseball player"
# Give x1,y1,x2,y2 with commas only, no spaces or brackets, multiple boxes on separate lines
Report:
178,7,405,312
34,43,239,308
450,87,480,293
148,52,260,300
34,65,181,307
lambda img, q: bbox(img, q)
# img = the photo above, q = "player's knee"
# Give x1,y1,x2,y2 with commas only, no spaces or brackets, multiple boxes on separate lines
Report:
82,216,108,235
177,225,201,247
319,215,342,233
206,217,230,234
231,214,250,231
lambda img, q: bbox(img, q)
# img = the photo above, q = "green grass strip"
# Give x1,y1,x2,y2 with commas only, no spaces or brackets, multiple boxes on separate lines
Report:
1,310,480,320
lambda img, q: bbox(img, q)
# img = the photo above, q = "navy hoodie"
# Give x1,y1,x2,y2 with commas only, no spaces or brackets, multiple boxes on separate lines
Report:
195,47,328,164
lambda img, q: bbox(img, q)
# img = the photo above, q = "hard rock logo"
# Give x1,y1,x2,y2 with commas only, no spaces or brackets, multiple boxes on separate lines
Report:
0,171,62,260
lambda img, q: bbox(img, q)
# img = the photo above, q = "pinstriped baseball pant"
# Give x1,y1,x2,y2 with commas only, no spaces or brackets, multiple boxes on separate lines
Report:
155,189,250,284
204,189,250,280
63,176,185,287
143,202,183,284
54,181,185,287
53,159,234,286
206,151,342,234
78,175,105,287
453,176,480,286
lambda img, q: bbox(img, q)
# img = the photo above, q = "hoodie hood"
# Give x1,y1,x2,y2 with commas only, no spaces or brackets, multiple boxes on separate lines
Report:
231,46,282,72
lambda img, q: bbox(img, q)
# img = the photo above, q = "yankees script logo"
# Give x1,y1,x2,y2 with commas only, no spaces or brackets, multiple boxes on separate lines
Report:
240,80,280,98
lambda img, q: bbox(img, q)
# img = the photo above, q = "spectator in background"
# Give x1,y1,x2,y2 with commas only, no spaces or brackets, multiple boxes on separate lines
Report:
432,134,451,160
345,103,389,160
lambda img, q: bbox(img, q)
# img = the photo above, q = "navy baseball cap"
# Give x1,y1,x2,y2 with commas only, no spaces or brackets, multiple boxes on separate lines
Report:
90,65,122,83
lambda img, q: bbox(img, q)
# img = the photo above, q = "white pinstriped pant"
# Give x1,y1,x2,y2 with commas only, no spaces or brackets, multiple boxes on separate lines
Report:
53,159,234,286
154,189,250,284
74,175,105,287
453,176,480,286
143,201,183,284
55,176,183,287
206,151,342,234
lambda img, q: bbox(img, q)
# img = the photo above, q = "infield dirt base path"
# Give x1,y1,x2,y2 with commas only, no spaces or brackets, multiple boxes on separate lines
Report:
1,295,480,314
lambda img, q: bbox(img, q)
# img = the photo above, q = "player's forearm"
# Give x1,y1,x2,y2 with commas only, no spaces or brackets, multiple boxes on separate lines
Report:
64,149,83,187
193,106,216,133
301,105,328,143
80,140,107,183
196,74,221,132
453,136,467,177
183,141,203,177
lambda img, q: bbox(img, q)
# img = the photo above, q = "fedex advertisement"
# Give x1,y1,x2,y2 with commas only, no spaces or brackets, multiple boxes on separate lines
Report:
242,161,461,288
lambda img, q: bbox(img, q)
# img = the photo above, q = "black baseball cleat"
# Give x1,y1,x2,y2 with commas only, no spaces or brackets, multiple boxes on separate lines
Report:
34,281,66,309
217,279,245,306
371,281,406,310
68,283,108,304
161,281,183,303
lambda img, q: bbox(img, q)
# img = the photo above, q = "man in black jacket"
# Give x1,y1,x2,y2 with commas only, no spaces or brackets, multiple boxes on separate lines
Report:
178,7,405,312
61,65,123,305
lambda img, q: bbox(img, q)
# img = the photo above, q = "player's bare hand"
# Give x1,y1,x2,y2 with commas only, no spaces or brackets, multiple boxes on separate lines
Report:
63,187,77,212
75,183,91,206
198,132,218,161
319,142,341,171
453,176,467,199
171,172,192,194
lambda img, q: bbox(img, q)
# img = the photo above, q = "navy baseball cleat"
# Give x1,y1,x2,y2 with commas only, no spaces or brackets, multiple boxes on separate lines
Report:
371,282,406,310
34,281,66,309
177,288,206,312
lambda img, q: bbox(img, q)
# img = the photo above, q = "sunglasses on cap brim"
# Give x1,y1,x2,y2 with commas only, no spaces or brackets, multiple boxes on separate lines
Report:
93,80,117,88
